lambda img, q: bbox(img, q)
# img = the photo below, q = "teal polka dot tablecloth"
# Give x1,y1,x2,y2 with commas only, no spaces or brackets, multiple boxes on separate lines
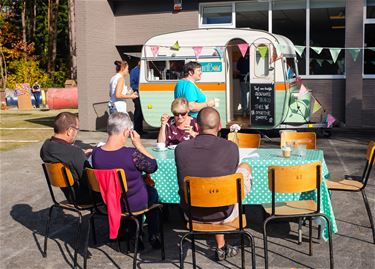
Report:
149,147,337,241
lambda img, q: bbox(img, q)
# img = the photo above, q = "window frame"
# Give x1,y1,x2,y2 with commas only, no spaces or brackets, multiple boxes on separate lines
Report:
199,2,236,29
363,1,375,78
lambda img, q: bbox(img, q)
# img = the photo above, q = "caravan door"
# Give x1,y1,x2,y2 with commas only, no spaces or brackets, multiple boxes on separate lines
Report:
249,41,276,129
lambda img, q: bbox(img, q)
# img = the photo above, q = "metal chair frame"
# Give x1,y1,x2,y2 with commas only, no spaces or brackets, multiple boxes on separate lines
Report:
180,175,256,269
84,168,165,269
263,164,334,269
327,141,375,243
42,163,94,269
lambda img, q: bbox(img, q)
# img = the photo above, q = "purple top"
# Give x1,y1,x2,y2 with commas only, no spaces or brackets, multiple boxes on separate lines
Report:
165,117,198,146
92,147,157,212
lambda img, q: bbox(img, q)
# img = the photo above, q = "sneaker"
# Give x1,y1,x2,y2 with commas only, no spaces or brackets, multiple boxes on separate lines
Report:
149,235,161,249
215,244,239,261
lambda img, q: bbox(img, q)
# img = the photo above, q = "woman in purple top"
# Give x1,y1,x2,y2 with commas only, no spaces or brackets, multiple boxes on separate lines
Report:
157,97,198,146
91,112,161,248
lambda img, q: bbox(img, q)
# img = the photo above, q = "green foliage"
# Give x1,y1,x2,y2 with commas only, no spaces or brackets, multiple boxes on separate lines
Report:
7,58,49,88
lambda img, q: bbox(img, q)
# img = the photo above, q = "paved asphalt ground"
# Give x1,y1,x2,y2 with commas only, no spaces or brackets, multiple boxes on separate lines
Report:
0,129,374,268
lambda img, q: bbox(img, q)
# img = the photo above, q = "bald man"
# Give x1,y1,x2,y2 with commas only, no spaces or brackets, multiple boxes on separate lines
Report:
175,107,252,261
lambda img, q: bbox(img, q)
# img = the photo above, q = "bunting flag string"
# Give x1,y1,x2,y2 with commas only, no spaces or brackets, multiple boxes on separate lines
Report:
192,46,203,59
294,45,305,57
150,45,160,57
257,46,268,59
348,48,360,62
311,47,323,54
215,46,225,58
238,43,249,57
327,113,336,128
312,97,322,114
329,48,342,63
170,41,180,51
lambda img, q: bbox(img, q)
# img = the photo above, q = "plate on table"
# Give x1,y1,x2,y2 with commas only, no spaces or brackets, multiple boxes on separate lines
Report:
168,145,177,150
152,147,168,152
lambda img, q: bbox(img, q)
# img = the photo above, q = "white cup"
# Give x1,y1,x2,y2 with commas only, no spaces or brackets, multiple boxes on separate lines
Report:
156,142,166,150
214,98,220,108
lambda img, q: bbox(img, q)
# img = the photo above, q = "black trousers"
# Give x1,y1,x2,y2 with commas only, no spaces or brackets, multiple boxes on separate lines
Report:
133,95,144,134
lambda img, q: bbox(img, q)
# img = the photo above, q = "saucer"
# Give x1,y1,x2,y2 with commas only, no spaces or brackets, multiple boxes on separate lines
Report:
152,147,168,152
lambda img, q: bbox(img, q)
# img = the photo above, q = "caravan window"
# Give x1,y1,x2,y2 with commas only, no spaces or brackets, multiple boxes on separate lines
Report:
146,60,185,81
254,44,270,77
286,58,297,80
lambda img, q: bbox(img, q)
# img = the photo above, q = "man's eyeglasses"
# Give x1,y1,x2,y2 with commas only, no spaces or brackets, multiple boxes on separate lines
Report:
173,111,188,117
70,126,80,131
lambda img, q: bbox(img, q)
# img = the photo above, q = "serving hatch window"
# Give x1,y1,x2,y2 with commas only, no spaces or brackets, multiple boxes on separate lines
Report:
146,60,185,81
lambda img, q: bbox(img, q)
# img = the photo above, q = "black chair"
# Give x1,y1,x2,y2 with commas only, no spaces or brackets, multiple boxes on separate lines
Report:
42,162,95,269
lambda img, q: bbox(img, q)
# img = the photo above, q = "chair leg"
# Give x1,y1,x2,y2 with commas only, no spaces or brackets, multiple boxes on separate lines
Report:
309,217,313,256
362,190,375,244
244,231,256,269
241,232,245,269
132,219,140,269
298,217,303,245
179,233,189,269
73,212,83,269
319,214,334,269
191,234,197,269
263,217,272,269
159,208,165,260
90,215,97,246
43,205,55,258
83,215,92,269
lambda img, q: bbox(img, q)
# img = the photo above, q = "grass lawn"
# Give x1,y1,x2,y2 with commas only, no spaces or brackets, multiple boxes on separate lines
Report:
0,108,78,152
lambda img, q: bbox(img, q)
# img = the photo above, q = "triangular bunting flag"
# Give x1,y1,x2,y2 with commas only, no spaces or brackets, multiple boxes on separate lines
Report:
312,98,322,114
311,47,323,54
294,45,305,57
192,46,203,59
297,84,309,99
348,48,360,62
215,46,225,58
150,45,160,57
238,43,249,57
368,47,375,52
327,113,336,128
171,41,180,51
316,59,324,67
326,59,333,64
257,46,268,59
329,48,341,63
271,45,282,63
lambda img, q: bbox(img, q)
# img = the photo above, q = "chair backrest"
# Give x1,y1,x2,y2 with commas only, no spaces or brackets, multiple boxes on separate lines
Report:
280,131,316,149
184,173,244,208
43,162,75,187
228,133,261,148
85,168,128,193
268,161,322,194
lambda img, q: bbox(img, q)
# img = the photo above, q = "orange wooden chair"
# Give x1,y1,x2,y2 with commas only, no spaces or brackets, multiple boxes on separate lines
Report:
326,140,375,243
42,163,95,269
180,173,256,269
262,161,333,269
228,133,261,148
85,168,165,269
280,131,316,149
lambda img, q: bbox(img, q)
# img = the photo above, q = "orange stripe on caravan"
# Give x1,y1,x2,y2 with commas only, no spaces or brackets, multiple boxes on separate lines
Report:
139,83,226,91
274,82,290,91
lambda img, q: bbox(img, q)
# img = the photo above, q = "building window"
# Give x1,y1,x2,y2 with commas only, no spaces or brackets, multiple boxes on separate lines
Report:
272,0,306,74
364,24,375,75
200,3,235,28
235,1,268,31
309,0,345,75
367,0,375,18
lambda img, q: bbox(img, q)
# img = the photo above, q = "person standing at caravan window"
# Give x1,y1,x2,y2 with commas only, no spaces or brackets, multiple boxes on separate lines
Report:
109,60,138,114
236,54,250,117
174,61,215,118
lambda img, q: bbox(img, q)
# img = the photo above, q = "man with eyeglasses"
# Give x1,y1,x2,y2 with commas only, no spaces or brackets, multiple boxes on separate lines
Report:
40,112,92,203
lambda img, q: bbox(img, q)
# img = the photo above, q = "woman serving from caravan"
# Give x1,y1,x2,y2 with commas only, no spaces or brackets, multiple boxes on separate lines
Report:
174,61,215,118
109,60,138,113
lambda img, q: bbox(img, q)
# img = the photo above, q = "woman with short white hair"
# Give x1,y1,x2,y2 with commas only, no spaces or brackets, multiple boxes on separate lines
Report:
91,112,161,249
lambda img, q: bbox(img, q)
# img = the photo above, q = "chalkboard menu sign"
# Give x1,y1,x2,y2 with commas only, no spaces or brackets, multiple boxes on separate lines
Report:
250,83,274,126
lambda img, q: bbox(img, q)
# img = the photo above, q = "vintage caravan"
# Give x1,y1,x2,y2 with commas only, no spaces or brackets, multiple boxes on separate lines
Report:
138,28,327,131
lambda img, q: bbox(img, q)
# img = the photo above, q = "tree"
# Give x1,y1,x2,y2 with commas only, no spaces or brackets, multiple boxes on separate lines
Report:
47,0,60,74
68,0,76,80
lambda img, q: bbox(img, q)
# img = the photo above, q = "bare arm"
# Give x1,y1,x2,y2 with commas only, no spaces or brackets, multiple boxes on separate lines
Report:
115,77,138,100
188,99,215,112
130,130,155,159
157,114,170,143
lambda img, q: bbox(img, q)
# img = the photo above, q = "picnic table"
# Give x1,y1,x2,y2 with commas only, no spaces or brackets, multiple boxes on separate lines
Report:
149,147,337,240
